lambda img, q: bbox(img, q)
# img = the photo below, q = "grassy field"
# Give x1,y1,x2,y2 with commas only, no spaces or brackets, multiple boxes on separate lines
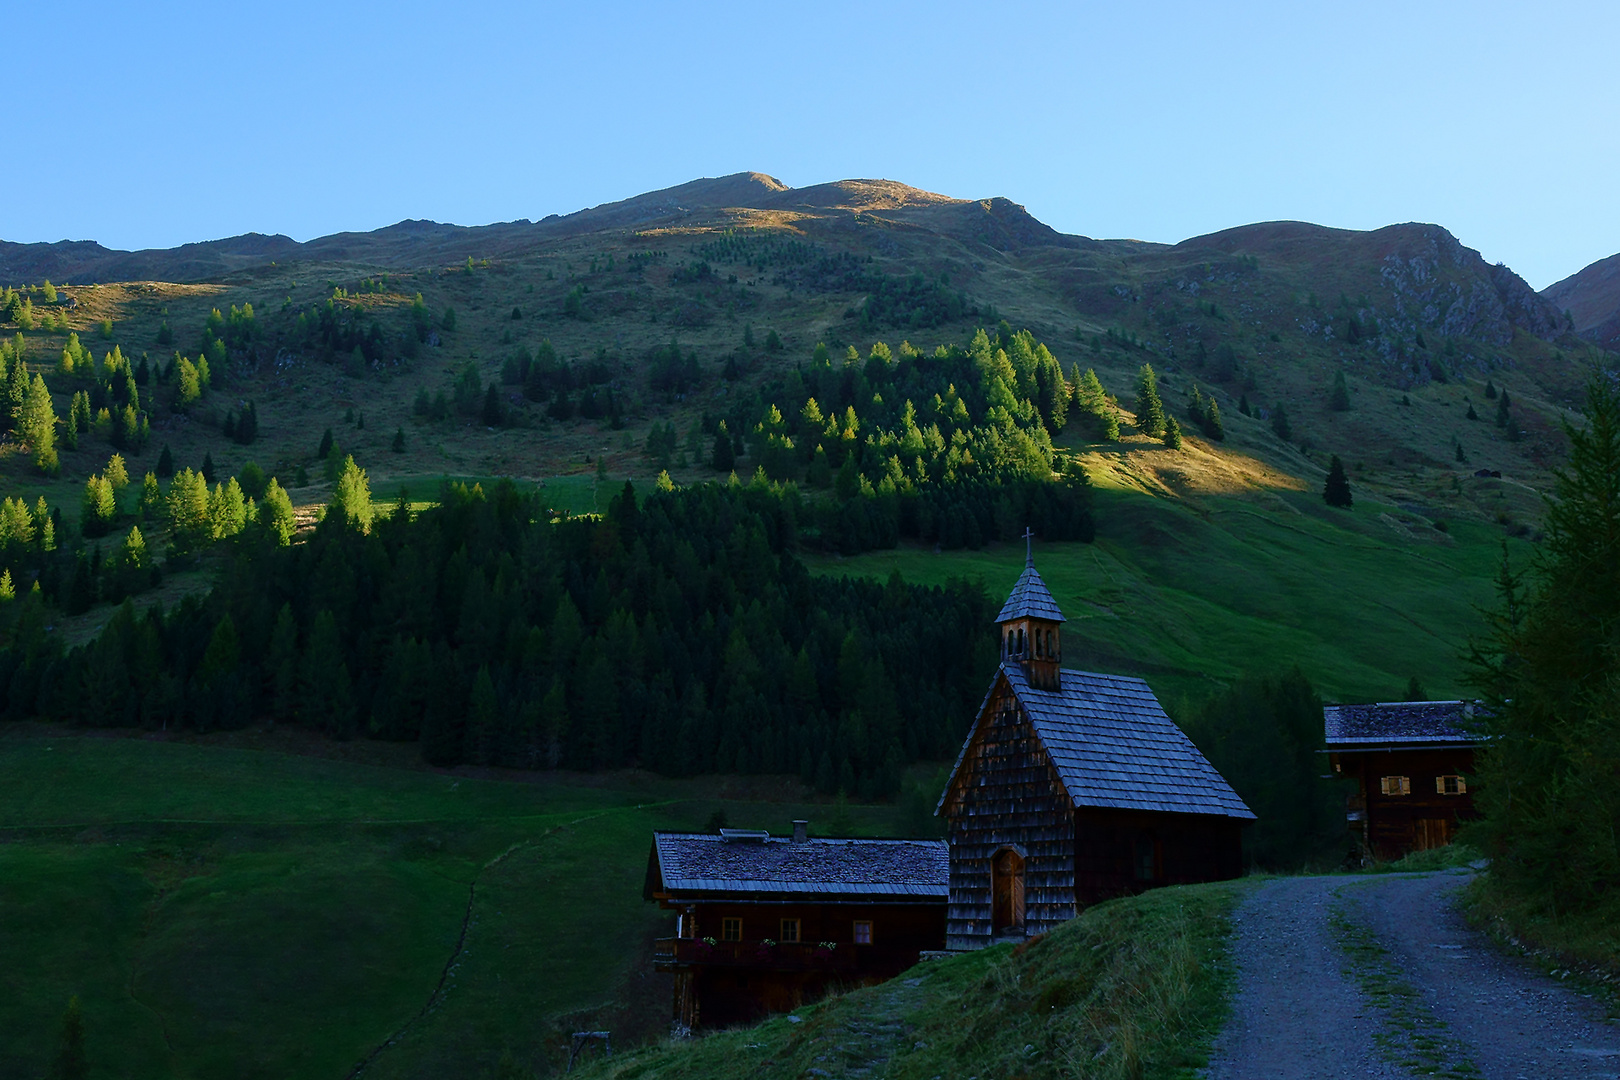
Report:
805,472,1531,707
0,729,908,1080
577,880,1242,1080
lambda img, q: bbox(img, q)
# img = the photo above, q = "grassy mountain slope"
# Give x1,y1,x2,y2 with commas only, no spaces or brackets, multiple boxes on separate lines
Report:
1,171,1595,697
1543,249,1620,350
0,728,906,1079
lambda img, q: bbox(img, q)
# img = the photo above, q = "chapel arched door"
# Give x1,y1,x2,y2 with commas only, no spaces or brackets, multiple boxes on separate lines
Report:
992,848,1025,932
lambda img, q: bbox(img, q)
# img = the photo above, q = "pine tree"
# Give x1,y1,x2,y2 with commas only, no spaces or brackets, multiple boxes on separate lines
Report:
1270,402,1291,441
1203,399,1226,441
20,373,58,473
711,423,735,472
1468,371,1620,914
1330,370,1352,411
122,525,146,569
481,383,504,426
391,426,406,453
317,427,334,460
1133,364,1165,438
1495,392,1511,428
157,444,174,477
1323,455,1353,507
329,456,373,532
1466,402,1479,421
268,603,298,722
1162,414,1183,449
46,996,87,1080
1484,378,1498,399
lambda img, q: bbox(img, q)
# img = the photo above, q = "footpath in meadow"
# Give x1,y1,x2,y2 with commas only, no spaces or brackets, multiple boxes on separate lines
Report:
1206,870,1620,1080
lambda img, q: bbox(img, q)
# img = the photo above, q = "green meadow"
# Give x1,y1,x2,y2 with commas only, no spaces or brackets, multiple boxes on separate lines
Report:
0,733,903,1079
805,483,1531,707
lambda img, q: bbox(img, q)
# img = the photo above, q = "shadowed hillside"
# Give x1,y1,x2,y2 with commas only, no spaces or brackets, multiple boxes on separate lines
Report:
1543,250,1620,350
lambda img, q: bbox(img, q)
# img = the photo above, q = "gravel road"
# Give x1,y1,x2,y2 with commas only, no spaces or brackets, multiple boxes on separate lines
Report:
1206,870,1620,1080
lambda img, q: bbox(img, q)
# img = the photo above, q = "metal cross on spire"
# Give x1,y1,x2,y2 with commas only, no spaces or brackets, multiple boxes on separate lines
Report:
1023,526,1034,568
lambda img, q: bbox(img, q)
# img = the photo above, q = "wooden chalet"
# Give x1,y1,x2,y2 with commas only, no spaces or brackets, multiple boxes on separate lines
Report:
937,551,1254,951
1324,700,1480,860
644,823,947,1030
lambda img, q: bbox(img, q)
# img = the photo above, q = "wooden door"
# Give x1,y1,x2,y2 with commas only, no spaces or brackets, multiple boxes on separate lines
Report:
1415,818,1451,851
992,849,1025,931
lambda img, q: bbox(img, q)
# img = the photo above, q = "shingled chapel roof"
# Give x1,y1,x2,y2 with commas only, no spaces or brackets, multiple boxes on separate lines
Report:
994,563,1066,624
645,832,949,899
942,663,1255,820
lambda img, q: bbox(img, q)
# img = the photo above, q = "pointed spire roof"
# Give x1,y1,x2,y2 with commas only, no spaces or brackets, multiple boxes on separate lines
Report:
994,546,1066,624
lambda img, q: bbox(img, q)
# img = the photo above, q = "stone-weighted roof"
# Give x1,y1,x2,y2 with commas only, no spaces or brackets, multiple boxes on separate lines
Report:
647,832,948,899
994,564,1067,624
1323,701,1481,747
942,662,1255,820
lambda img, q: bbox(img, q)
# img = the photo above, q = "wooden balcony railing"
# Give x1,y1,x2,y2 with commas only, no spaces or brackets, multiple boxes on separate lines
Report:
654,937,865,973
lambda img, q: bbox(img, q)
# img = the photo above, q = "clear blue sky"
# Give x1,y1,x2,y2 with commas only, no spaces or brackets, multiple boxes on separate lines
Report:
10,0,1616,289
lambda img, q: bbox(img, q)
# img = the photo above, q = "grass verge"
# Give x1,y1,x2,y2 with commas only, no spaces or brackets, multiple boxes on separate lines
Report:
1329,897,1480,1079
1460,878,1620,1017
576,882,1241,1080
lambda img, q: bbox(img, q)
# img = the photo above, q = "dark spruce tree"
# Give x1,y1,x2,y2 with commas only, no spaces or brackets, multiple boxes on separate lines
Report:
1330,370,1352,411
1468,371,1620,921
1133,363,1165,438
1270,402,1291,441
1323,455,1353,507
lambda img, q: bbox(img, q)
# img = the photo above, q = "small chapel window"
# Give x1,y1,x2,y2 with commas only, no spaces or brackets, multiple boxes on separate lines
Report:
853,920,873,945
721,917,742,942
780,918,801,943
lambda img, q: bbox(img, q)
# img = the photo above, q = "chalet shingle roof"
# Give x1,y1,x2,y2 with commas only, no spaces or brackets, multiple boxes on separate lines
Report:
649,833,948,898
944,663,1255,820
994,564,1067,624
1323,701,1481,747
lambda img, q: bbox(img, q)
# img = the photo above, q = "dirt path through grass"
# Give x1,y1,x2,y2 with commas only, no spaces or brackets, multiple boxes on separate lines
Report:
1207,871,1620,1080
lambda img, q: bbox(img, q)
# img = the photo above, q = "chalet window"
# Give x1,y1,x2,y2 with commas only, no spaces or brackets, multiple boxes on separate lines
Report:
853,920,873,945
1380,776,1411,796
780,918,801,943
1436,775,1467,795
721,917,742,942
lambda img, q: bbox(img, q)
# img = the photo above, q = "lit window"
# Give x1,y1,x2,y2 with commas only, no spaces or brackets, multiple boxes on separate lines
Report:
780,918,801,943
853,920,873,945
1436,775,1467,795
1380,776,1411,796
721,918,742,942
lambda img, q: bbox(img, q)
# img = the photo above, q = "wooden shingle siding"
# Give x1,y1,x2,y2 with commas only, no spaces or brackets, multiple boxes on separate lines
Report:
944,679,1076,950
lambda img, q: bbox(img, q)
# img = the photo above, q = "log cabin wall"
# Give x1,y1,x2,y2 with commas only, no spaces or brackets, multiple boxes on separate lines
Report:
1334,747,1476,860
944,677,1076,950
1072,808,1245,904
663,899,945,1028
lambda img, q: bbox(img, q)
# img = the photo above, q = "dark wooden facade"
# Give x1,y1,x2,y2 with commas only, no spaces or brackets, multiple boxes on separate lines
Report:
651,897,944,1029
1324,701,1479,861
939,556,1254,950
644,829,946,1030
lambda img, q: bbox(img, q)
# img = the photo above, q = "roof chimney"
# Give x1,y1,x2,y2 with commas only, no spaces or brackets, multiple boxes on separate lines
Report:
792,820,809,844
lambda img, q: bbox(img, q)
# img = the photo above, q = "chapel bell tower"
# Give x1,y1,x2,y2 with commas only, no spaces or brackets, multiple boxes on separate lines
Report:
995,529,1065,691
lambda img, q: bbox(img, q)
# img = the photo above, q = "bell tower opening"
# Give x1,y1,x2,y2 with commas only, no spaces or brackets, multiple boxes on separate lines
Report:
994,528,1066,690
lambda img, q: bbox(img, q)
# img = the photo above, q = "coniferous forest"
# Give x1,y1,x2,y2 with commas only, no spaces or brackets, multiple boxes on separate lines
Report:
2,478,1017,796
0,324,1104,796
